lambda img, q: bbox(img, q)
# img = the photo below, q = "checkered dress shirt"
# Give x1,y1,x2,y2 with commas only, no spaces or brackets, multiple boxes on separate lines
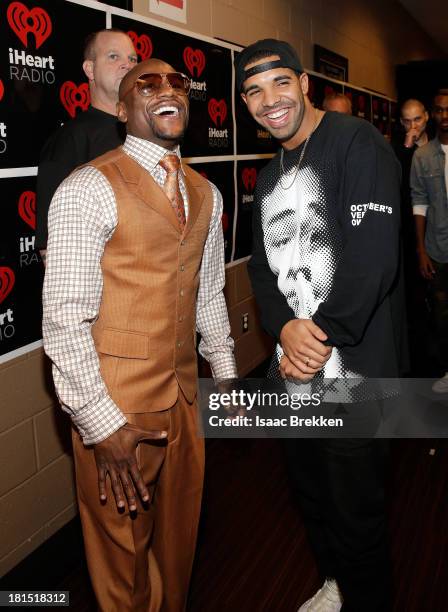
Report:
42,135,237,445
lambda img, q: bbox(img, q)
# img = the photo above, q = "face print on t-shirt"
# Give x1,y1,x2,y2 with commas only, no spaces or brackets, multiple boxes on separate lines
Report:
260,153,359,378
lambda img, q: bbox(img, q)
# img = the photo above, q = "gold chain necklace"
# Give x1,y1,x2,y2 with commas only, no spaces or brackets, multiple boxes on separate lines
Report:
279,111,320,190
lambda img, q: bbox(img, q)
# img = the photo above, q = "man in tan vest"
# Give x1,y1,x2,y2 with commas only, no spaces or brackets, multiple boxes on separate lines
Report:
42,58,237,611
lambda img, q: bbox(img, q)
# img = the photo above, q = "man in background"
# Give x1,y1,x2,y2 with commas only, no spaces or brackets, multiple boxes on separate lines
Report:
322,92,352,115
411,90,448,391
395,98,428,213
36,28,137,259
400,98,429,151
393,99,429,372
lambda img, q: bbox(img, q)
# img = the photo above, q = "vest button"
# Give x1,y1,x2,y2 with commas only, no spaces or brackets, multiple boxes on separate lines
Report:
180,240,186,246
177,341,182,348
179,315,184,322
180,264,185,272
180,289,184,297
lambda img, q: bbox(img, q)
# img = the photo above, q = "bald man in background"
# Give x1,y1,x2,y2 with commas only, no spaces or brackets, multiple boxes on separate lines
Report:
36,28,138,260
400,99,429,150
395,99,429,205
393,99,429,373
322,92,352,115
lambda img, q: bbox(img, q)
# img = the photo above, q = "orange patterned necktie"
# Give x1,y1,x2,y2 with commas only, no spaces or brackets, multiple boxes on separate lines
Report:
159,154,186,229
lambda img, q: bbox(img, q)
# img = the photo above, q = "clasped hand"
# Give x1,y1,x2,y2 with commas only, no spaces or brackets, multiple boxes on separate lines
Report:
279,319,332,382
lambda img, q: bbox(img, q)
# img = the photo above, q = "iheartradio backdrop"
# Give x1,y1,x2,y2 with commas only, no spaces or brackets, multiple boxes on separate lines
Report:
0,0,395,362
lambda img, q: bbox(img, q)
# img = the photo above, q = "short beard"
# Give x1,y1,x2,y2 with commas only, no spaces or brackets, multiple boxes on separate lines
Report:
278,103,305,145
148,114,186,143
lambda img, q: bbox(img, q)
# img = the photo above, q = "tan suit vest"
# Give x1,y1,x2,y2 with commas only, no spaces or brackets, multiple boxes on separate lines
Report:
88,147,213,412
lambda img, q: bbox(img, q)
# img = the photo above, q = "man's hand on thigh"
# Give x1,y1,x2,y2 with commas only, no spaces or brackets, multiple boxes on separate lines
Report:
93,423,167,512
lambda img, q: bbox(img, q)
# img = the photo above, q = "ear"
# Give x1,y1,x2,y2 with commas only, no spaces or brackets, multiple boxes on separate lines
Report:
424,111,429,123
117,101,128,123
299,73,309,96
399,117,405,128
240,92,248,107
83,59,94,81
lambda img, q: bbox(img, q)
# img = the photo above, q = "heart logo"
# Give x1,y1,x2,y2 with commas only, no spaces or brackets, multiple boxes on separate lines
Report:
127,31,153,61
0,80,4,102
0,267,15,305
199,171,208,179
60,82,90,119
242,167,257,192
208,99,227,127
7,2,52,50
183,47,205,78
18,190,36,229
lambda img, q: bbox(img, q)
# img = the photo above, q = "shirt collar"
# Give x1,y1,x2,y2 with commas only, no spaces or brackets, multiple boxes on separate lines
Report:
122,134,183,174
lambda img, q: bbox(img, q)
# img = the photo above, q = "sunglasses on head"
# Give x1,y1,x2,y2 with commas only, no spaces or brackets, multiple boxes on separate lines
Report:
122,72,191,99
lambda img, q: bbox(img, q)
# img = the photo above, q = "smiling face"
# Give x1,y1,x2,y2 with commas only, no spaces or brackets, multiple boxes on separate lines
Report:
117,59,190,149
240,55,311,149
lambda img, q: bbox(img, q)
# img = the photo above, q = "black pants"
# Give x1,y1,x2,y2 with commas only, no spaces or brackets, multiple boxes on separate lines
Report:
284,437,391,612
429,260,448,373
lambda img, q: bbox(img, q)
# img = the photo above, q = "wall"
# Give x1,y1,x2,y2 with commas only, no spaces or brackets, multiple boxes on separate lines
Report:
0,0,444,577
0,349,76,576
223,262,273,377
134,0,444,98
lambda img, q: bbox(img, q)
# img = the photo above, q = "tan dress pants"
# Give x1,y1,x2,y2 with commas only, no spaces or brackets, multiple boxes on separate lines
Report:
72,393,204,612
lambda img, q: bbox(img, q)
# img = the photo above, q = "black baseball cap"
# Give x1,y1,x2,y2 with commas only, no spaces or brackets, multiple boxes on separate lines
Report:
235,39,303,93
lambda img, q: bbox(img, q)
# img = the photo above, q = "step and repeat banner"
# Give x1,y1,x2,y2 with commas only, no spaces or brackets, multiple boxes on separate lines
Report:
0,0,396,363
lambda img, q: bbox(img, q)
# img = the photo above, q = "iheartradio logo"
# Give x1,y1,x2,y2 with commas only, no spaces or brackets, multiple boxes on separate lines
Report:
127,31,152,61
0,267,15,305
242,168,257,192
183,47,205,78
18,191,36,230
208,99,227,127
7,2,52,50
0,80,4,102
60,82,90,118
